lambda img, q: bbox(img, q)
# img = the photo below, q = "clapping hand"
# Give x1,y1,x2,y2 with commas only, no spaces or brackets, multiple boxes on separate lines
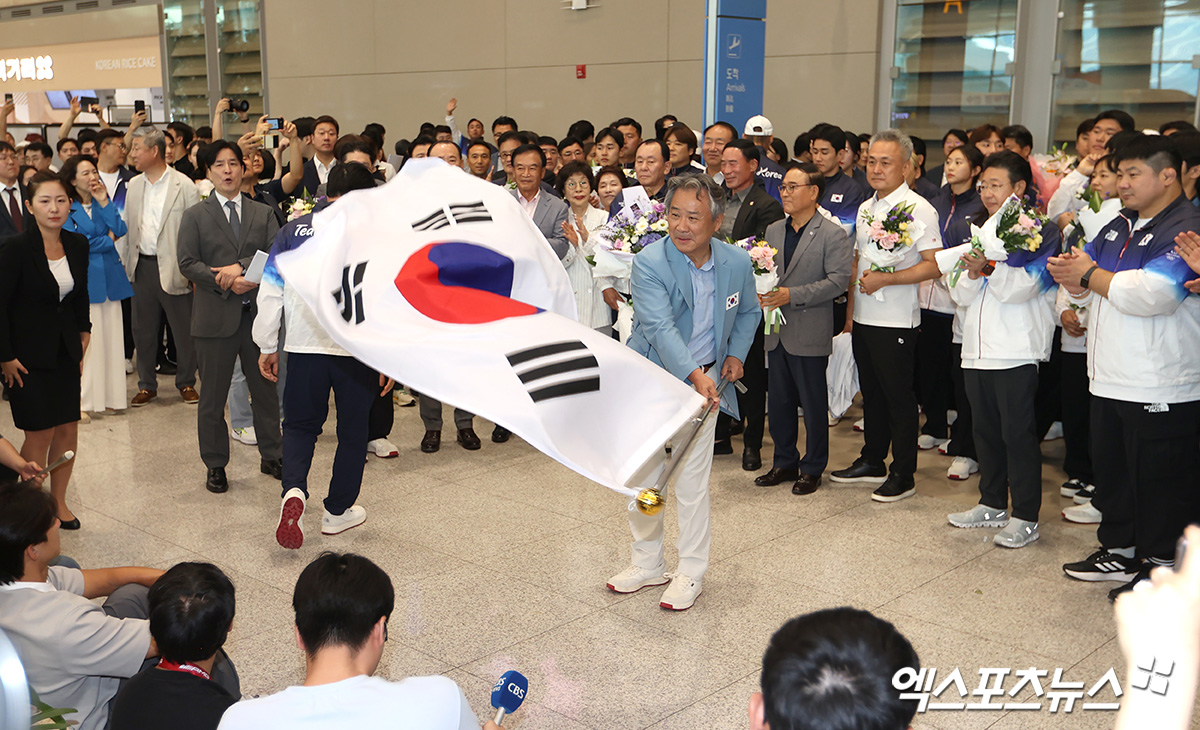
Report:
561,221,581,248
1175,231,1200,294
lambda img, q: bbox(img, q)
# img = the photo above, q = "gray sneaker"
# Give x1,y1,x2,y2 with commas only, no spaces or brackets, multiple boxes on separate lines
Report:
948,504,1010,529
994,519,1039,548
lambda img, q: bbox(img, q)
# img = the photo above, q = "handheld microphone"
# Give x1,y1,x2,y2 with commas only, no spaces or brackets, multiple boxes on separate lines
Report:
19,450,74,487
490,670,528,726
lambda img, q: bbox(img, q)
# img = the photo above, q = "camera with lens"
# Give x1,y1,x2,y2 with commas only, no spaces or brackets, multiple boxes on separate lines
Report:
227,98,250,113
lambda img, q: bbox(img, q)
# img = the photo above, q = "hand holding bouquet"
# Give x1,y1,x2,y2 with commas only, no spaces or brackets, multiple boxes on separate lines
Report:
856,201,924,300
732,236,785,334
948,195,1047,287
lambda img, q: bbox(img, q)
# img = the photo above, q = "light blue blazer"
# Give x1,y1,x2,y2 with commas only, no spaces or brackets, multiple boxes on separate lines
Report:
626,237,760,418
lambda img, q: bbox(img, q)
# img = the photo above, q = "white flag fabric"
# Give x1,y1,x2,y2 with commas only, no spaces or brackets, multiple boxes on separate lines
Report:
275,160,704,498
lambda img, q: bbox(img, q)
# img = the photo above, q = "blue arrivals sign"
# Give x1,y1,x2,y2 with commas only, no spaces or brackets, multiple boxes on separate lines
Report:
703,0,766,133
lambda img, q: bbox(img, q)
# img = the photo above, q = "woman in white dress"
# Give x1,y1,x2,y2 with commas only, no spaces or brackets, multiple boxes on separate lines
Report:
556,161,611,331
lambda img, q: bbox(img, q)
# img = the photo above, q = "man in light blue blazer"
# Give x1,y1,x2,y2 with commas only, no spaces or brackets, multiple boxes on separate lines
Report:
609,174,760,611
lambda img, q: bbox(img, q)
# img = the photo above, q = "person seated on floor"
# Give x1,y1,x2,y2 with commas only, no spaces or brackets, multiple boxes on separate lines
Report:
0,481,164,730
110,562,242,730
217,552,504,730
749,607,920,730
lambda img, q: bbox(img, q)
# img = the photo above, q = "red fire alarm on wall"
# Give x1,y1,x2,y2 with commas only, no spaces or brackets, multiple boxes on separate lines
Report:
576,65,586,79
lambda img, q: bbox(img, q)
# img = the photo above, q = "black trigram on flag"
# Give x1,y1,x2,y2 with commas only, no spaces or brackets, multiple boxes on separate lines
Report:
333,262,368,324
506,341,600,403
412,201,493,231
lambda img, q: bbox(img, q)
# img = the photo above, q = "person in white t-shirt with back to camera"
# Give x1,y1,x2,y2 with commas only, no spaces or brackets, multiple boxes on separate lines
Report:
217,552,503,730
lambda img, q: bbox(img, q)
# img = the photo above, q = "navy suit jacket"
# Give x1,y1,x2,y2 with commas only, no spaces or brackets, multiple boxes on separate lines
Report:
0,184,34,240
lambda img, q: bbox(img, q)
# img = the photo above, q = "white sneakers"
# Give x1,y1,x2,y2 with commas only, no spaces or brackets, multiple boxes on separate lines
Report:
322,505,367,535
1043,421,1064,441
659,572,702,611
232,427,258,446
994,519,1039,548
947,504,1009,529
367,438,399,458
917,434,950,451
606,564,701,610
1063,502,1102,524
276,488,306,549
852,419,865,432
947,456,979,480
937,440,953,455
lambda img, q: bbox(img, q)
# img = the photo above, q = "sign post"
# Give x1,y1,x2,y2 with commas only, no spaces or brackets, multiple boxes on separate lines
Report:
703,0,767,134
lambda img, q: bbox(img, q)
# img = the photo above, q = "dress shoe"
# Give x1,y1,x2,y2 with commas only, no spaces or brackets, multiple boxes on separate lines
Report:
457,428,481,450
206,467,228,493
421,430,441,453
157,361,178,375
713,440,733,455
730,420,744,436
741,448,762,471
829,458,887,484
131,389,157,407
179,386,199,404
792,473,821,495
260,458,283,480
58,517,81,530
491,425,511,443
754,467,799,487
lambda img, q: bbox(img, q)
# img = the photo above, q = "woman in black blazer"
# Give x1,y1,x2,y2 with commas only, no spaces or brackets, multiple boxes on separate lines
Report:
0,171,91,529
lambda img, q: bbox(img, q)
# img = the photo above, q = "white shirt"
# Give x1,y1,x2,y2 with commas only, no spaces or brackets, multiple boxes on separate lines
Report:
98,169,121,200
138,169,171,255
314,157,336,185
518,188,541,218
852,182,942,328
214,190,242,226
48,256,74,301
2,184,21,213
217,674,480,730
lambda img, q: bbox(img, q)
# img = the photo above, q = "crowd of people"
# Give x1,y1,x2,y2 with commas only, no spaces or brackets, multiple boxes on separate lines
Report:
2,91,1200,727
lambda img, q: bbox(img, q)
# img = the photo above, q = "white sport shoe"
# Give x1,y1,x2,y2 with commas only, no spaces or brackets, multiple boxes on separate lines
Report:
1043,421,1063,441
948,504,1010,529
1063,501,1102,524
947,456,978,480
367,438,399,458
938,440,953,455
322,505,367,535
918,434,950,451
124,358,135,374
659,572,702,611
232,427,258,446
994,519,1039,548
276,488,306,549
853,418,865,432
605,564,669,594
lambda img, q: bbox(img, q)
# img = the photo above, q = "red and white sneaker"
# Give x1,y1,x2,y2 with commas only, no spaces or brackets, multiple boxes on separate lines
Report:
276,488,306,549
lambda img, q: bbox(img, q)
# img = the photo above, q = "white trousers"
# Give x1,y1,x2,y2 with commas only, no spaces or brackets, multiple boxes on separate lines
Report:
80,299,127,412
627,409,717,580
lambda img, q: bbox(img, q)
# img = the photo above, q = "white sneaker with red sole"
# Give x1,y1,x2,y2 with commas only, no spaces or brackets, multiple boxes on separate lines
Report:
276,488,305,549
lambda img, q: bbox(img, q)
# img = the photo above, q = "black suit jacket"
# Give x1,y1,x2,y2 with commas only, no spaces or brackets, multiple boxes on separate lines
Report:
0,184,34,240
730,183,785,241
0,228,91,368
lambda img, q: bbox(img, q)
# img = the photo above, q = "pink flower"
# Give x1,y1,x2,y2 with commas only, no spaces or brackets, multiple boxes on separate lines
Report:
881,232,900,249
1017,213,1036,230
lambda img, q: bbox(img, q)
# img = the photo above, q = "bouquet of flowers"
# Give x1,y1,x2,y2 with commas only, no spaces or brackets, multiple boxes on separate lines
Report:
731,236,785,334
1034,143,1076,180
947,194,1047,287
288,193,323,221
1076,184,1104,214
589,196,668,341
856,201,925,301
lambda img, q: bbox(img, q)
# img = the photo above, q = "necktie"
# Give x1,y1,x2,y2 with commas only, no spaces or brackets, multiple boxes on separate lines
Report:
226,200,241,240
6,189,21,233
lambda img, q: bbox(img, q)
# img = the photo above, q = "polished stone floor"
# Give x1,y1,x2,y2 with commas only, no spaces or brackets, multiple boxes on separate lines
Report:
5,379,1180,729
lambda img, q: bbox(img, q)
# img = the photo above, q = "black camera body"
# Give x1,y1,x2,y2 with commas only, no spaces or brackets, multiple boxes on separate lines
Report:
228,98,250,113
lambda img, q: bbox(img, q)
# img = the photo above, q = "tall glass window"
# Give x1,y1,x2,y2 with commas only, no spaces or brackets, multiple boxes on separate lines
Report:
217,0,264,119
163,0,209,127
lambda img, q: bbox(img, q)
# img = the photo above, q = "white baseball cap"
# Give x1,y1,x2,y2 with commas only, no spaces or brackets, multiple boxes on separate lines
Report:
743,115,773,136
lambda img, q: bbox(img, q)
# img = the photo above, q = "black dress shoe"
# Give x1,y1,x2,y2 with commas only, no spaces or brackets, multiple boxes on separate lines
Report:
58,517,81,530
206,467,228,493
730,420,744,436
457,428,481,450
792,473,822,495
260,458,283,480
491,426,511,443
754,467,799,487
829,458,888,484
742,448,762,471
713,440,734,455
156,360,178,375
421,430,441,453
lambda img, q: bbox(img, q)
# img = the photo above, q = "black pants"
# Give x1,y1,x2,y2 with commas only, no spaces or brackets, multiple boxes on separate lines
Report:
121,298,134,360
717,315,766,451
965,366,1042,522
916,310,954,438
1091,396,1200,561
368,382,393,441
853,323,919,476
1060,352,1093,484
1034,327,1063,439
766,345,829,476
945,343,977,460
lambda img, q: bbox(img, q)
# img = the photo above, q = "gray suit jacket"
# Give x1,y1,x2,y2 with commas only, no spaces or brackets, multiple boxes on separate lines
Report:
511,189,570,260
177,194,281,339
763,212,853,357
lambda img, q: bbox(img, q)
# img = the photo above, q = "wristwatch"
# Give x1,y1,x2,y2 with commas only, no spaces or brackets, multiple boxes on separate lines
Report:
1079,265,1100,290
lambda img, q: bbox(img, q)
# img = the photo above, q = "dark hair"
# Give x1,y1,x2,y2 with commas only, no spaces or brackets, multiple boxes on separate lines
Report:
409,135,436,156
25,141,52,159
942,128,969,146
511,142,546,168
94,128,124,151
594,127,624,150
293,552,394,656
418,122,436,136
1000,124,1034,151
496,130,522,149
26,169,69,198
792,133,811,158
981,149,1033,189
665,124,698,152
363,122,386,138
517,130,540,147
492,116,518,132
595,165,628,190
911,137,928,174
335,135,374,163
538,135,558,149
148,563,236,663
77,128,98,145
1076,118,1095,138
200,139,244,169
567,120,595,142
360,129,384,157
785,160,826,199
257,149,276,180
1113,133,1183,179
18,165,35,183
947,143,985,177
809,124,848,154
968,124,1001,146
466,118,482,129
637,138,669,161
433,124,452,137
292,117,316,139
724,138,760,164
467,138,493,155
1095,109,1136,133
0,140,13,155
55,138,78,154
1094,153,1115,175
555,160,595,196
761,608,919,730
393,139,411,157
326,162,379,198
611,117,642,137
654,114,678,140
1106,130,1140,156
167,121,195,148
1160,120,1198,136
58,154,98,200
314,115,340,135
703,121,738,142
557,135,583,153
0,482,59,584
1169,131,1200,168
195,126,214,141
769,138,789,164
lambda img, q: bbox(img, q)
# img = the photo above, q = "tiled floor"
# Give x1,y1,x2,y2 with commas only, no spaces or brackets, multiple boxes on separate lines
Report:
5,385,1171,729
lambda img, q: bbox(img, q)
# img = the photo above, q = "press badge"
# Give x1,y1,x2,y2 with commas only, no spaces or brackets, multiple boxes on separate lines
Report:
726,292,740,310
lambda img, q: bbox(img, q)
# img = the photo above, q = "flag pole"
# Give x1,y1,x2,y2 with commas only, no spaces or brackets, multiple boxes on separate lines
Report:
634,378,746,515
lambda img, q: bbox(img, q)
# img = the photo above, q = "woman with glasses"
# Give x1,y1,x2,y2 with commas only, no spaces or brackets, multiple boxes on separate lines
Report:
556,161,610,331
0,171,91,529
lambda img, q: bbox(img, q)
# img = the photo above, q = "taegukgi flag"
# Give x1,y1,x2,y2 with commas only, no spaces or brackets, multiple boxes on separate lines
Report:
275,159,704,498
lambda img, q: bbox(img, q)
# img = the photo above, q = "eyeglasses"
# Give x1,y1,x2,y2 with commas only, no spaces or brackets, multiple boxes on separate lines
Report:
977,182,1011,193
780,183,817,194
564,180,589,190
